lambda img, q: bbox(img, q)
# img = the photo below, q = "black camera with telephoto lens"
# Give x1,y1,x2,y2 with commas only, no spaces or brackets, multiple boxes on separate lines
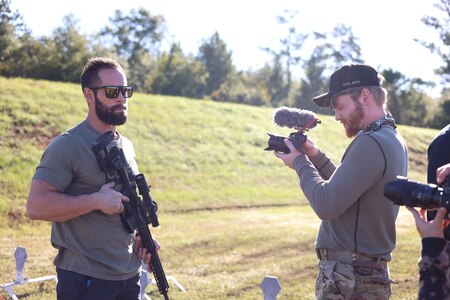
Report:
384,176,450,217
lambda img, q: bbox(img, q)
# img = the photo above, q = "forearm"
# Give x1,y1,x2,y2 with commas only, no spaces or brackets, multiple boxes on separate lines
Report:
293,155,338,219
418,238,449,300
27,180,98,222
307,149,335,179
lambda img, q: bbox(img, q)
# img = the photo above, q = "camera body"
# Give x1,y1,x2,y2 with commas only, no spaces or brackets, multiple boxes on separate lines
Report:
265,132,307,154
264,106,320,154
384,176,450,213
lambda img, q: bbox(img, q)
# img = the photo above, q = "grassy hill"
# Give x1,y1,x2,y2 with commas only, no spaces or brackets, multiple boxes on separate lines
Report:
0,77,437,216
0,77,441,299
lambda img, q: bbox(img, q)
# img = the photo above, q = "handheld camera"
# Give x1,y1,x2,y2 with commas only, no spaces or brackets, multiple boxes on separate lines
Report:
264,106,321,154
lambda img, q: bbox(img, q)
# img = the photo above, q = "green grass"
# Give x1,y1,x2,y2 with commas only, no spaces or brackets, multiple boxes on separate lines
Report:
0,207,422,299
0,76,439,299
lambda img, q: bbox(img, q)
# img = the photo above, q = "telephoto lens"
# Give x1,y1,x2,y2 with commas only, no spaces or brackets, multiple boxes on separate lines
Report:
384,176,449,210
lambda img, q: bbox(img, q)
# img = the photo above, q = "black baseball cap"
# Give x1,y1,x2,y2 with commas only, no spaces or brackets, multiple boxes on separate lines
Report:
312,64,380,107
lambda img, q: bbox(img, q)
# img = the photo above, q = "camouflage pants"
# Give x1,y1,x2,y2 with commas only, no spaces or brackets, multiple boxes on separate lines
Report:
315,259,393,300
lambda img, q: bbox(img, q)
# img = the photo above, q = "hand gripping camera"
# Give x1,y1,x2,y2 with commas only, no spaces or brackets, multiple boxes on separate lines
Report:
264,106,321,154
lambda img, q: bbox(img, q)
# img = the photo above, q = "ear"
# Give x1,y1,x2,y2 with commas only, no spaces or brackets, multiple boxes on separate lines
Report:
360,88,371,105
83,87,95,104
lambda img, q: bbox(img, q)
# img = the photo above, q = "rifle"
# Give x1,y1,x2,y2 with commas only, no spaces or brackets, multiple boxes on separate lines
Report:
91,131,170,300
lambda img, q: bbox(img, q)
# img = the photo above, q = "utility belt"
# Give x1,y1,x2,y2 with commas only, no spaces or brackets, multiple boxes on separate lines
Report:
315,248,387,265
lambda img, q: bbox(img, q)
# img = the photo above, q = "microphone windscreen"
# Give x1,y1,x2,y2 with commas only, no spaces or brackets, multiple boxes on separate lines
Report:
273,106,320,130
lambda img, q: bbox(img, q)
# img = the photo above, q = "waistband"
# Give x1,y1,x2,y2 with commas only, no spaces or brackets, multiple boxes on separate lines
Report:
315,248,386,264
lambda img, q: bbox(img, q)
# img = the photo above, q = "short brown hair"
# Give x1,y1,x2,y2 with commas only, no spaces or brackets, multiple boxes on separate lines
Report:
80,57,124,90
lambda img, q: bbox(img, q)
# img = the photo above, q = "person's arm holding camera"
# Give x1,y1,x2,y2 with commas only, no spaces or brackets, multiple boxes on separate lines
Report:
407,207,448,239
407,163,450,300
275,137,335,180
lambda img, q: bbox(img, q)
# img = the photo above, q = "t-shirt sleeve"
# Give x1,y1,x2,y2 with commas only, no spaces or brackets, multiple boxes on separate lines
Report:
33,135,80,192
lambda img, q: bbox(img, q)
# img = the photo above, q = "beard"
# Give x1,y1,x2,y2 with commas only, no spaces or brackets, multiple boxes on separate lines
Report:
343,103,365,138
94,95,128,126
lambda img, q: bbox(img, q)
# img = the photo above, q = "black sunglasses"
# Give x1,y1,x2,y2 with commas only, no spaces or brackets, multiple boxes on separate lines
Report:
88,85,134,99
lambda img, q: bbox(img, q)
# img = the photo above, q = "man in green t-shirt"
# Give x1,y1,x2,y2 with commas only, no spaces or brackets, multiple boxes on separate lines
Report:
27,57,156,299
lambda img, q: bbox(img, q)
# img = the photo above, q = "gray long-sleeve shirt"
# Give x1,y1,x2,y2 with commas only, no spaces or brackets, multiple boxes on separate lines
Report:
293,125,408,260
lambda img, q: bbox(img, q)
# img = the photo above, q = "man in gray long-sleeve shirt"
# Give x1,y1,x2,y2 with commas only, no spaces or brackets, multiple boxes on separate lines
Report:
275,64,408,299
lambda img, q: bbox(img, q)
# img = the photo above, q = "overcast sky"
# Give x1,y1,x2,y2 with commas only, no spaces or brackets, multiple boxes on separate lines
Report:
11,0,445,95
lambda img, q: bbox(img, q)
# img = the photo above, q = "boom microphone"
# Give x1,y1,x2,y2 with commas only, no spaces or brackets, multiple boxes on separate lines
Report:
273,106,321,130
265,106,321,154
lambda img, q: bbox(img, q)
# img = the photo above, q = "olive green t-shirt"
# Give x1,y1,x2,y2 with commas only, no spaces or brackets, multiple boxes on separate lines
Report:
33,121,141,280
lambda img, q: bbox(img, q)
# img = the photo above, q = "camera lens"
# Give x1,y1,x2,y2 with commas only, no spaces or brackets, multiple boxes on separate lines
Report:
264,133,290,154
384,176,443,209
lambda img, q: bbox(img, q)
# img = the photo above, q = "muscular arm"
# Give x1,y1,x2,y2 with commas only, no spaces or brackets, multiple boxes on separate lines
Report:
27,179,127,222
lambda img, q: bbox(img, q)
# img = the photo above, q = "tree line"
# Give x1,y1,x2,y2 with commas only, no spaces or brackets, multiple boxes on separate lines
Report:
1,0,449,129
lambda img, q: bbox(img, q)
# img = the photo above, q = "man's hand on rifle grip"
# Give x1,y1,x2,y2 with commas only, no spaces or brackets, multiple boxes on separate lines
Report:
95,181,129,215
